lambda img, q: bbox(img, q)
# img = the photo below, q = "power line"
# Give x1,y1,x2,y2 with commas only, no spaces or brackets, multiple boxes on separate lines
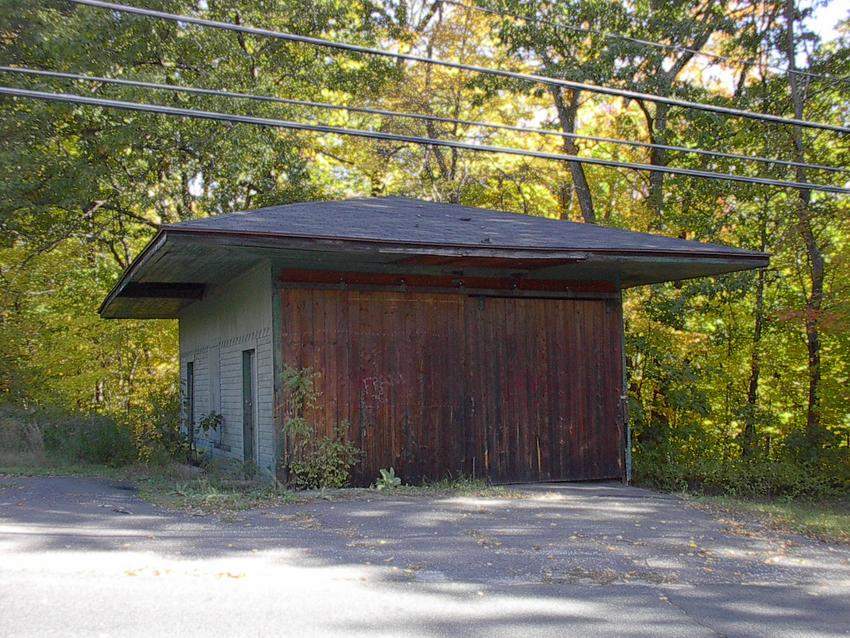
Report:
4,64,846,175
440,0,849,86
3,86,848,195
68,0,850,135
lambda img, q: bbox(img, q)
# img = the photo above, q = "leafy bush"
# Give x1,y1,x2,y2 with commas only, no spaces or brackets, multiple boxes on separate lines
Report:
0,404,138,467
0,406,46,466
130,388,188,465
281,366,362,489
633,434,850,500
41,412,137,466
196,412,223,437
288,423,361,489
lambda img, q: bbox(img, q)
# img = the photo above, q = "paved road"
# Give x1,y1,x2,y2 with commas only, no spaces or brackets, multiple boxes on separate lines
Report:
1,476,848,637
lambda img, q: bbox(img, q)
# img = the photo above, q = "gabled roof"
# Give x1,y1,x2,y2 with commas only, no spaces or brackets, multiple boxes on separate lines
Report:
100,196,769,319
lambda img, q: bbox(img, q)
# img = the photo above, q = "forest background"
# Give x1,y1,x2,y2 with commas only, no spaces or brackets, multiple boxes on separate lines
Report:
1,0,849,498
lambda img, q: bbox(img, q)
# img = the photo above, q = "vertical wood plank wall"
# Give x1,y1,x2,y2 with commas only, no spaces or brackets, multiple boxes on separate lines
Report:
279,287,624,485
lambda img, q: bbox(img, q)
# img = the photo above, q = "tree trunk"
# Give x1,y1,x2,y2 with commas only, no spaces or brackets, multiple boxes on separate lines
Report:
550,87,595,223
636,100,670,218
647,103,669,216
743,211,767,458
783,0,825,447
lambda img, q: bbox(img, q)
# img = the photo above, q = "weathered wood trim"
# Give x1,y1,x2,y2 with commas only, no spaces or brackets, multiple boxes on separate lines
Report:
618,289,632,484
270,268,285,483
167,229,595,260
277,282,616,300
101,225,769,318
275,268,618,300
164,226,770,262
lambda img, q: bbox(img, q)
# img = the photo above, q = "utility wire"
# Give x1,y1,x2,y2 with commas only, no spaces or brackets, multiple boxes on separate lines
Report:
440,0,849,86
4,65,845,175
68,0,850,134
3,86,848,194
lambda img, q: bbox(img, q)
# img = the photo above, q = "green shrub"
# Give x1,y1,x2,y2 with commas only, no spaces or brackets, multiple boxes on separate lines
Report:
130,388,188,464
633,435,850,500
41,412,137,466
0,404,137,468
288,422,361,489
0,406,46,466
280,365,362,489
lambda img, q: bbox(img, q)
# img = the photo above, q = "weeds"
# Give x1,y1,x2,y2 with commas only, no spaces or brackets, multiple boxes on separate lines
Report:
634,441,850,500
1,405,137,467
691,495,850,545
280,366,362,489
138,474,296,513
388,475,512,497
374,467,402,490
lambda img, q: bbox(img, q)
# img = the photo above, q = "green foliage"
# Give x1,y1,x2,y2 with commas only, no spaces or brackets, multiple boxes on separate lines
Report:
40,412,135,466
281,365,319,426
0,405,46,466
131,387,188,465
196,412,223,437
0,244,178,413
1,386,189,469
239,459,260,481
281,365,362,489
288,422,362,489
0,404,137,467
374,467,402,490
634,434,850,500
141,474,295,513
1,1,849,499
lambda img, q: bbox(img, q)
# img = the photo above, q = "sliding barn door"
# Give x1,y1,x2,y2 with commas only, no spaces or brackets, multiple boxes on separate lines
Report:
280,288,623,485
464,296,624,482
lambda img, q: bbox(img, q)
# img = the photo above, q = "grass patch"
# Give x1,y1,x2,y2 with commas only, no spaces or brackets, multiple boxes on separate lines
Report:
1,457,515,511
692,494,850,544
0,461,142,481
384,476,515,498
0,458,296,513
136,473,296,513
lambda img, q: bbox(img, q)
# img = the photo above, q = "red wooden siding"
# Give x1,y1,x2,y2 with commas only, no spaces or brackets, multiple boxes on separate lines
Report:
279,287,624,485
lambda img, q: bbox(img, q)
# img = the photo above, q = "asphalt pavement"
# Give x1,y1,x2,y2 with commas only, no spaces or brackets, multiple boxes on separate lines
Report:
1,475,848,637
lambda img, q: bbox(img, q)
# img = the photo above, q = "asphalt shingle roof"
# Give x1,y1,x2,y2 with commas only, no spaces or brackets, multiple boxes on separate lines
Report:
168,197,765,258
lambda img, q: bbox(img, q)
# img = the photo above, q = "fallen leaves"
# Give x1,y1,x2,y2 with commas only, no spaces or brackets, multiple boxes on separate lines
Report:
468,529,503,549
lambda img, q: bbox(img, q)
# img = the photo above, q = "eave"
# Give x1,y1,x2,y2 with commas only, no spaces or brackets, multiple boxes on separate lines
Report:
100,226,769,320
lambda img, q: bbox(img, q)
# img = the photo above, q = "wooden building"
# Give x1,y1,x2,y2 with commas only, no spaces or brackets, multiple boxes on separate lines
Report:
100,197,768,485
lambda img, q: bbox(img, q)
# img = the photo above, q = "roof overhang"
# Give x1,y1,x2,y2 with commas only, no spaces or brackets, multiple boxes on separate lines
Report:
100,227,769,319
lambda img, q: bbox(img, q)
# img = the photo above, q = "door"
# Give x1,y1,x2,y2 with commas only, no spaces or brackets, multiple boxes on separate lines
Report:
242,349,256,464
185,361,195,448
463,296,624,482
280,288,624,485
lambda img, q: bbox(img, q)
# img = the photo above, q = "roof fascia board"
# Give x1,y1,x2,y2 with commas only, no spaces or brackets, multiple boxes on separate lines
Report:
98,229,167,316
